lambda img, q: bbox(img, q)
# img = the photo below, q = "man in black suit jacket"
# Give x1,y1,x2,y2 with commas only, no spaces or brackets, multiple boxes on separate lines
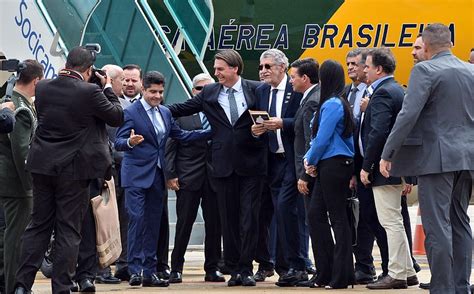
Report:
167,50,265,287
360,48,417,290
165,73,224,283
13,46,123,294
289,58,321,287
251,49,306,287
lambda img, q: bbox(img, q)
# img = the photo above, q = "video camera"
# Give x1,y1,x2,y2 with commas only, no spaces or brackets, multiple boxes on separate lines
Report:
0,58,27,102
84,43,106,88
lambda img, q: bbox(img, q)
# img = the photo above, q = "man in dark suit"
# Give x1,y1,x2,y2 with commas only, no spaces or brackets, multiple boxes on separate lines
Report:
381,23,474,294
115,71,210,288
251,49,307,287
344,49,389,284
165,73,224,283
0,60,43,294
167,50,265,287
0,101,15,133
289,58,320,287
359,48,417,290
13,46,124,294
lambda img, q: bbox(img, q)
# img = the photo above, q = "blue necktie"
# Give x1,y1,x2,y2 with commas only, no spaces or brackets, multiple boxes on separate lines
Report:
227,88,239,125
268,89,279,153
150,107,164,167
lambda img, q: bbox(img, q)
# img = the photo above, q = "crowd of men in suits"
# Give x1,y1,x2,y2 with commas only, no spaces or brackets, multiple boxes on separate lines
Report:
0,23,473,294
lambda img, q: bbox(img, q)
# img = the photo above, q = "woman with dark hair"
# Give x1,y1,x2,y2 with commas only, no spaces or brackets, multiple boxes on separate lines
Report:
303,59,355,289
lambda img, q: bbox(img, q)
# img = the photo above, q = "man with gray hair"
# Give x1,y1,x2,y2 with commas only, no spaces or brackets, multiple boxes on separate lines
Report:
252,49,307,286
380,23,474,294
164,73,225,284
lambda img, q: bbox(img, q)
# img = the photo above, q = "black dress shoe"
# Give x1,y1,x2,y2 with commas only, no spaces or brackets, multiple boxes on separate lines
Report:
253,269,275,282
205,271,225,282
306,266,317,275
407,275,419,286
156,269,171,280
95,272,121,284
297,274,318,287
227,274,242,287
419,282,430,290
366,275,407,289
78,279,96,292
242,275,256,286
219,265,232,275
355,270,376,284
169,271,182,283
129,273,143,286
114,267,130,281
14,287,32,294
275,268,308,287
71,282,79,292
142,273,169,287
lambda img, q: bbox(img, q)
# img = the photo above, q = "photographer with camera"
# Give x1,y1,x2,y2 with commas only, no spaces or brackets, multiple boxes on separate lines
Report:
13,46,123,294
0,101,15,133
0,59,43,294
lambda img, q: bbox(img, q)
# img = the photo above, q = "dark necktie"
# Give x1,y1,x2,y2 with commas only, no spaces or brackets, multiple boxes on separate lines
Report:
348,86,358,108
268,89,279,153
227,88,239,125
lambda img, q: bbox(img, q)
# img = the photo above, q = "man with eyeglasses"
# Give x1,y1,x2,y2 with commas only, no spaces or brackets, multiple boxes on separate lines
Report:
164,73,225,284
251,49,307,287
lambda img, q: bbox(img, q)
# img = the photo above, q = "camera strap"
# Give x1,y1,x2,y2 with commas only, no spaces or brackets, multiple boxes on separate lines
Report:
59,69,84,81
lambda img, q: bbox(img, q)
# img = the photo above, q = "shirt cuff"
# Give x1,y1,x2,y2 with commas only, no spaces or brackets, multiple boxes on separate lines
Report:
104,84,112,90
127,138,134,148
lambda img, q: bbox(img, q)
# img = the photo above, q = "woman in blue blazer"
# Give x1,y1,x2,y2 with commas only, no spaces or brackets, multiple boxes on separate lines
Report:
303,60,355,289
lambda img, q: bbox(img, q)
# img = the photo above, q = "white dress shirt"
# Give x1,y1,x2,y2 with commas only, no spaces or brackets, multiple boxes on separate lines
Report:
218,77,247,124
268,75,288,153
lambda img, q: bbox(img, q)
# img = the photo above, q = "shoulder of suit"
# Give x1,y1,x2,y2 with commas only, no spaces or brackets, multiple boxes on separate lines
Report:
159,105,171,115
242,78,262,89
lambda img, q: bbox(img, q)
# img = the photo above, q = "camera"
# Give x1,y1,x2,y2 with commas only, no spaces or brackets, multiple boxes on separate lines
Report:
0,58,27,102
84,43,105,87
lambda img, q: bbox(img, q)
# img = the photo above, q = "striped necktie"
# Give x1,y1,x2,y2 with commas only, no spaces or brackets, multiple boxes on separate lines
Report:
227,88,239,125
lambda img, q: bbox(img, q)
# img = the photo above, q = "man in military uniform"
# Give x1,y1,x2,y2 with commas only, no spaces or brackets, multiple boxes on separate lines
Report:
0,59,44,294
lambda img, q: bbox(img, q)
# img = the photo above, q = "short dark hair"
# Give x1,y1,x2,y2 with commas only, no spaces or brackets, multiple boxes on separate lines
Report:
17,59,44,85
422,23,451,50
143,71,165,89
367,48,396,74
471,48,474,52
65,46,95,72
123,64,143,79
214,50,244,75
290,58,319,84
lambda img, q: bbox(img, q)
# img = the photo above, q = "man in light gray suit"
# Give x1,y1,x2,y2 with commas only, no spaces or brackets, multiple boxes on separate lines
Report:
380,23,474,294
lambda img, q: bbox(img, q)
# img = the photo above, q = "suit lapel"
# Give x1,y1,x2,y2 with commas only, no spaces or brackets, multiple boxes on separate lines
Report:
261,84,271,111
136,102,158,145
281,81,293,117
242,79,254,109
210,84,232,127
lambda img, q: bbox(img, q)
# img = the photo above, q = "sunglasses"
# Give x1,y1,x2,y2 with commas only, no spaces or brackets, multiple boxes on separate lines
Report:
194,86,204,90
258,63,274,71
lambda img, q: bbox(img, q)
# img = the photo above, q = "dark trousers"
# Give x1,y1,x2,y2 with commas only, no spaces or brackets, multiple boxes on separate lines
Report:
308,157,355,288
15,173,90,294
156,192,169,272
114,165,129,272
125,168,165,277
401,195,417,265
297,194,312,268
268,153,305,271
0,197,32,294
171,180,220,273
213,173,263,276
353,182,389,275
75,180,102,282
418,171,473,294
255,184,275,271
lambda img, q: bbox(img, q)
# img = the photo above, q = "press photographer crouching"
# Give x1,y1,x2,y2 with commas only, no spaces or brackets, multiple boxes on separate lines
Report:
13,46,124,294
0,59,44,294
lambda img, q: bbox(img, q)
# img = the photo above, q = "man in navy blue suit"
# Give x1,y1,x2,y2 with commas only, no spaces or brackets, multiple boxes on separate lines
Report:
251,49,307,286
115,71,210,288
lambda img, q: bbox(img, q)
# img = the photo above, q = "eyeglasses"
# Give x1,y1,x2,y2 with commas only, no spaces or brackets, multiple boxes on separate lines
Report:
194,86,204,91
258,63,275,71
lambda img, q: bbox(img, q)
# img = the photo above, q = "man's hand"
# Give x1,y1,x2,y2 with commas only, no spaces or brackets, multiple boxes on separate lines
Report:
0,101,15,111
360,96,370,113
262,117,283,131
360,169,371,186
95,70,111,87
401,183,413,196
304,159,317,177
167,178,180,191
297,179,310,195
251,123,266,136
349,175,357,190
129,129,144,146
379,159,391,178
